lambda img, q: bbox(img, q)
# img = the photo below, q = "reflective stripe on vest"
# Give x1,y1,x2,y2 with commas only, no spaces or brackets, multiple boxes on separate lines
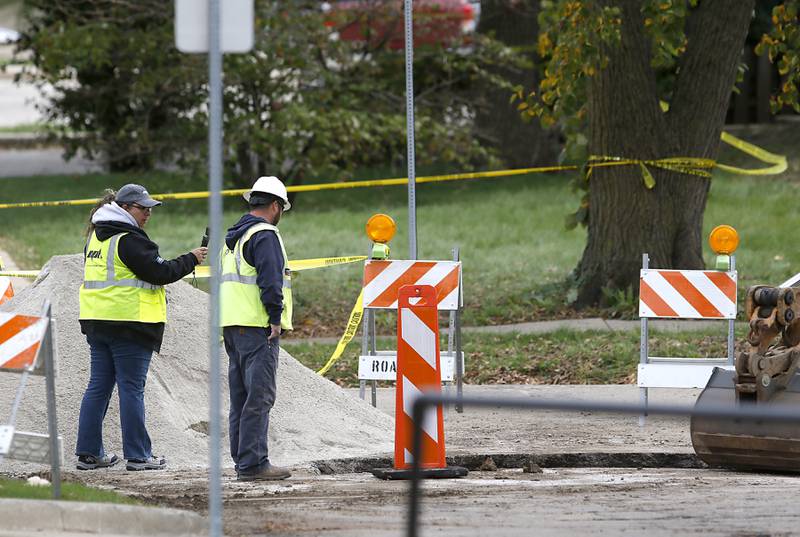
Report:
220,222,293,330
79,231,167,323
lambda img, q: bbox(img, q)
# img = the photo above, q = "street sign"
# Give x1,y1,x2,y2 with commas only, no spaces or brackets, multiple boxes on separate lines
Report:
358,352,462,382
175,0,254,53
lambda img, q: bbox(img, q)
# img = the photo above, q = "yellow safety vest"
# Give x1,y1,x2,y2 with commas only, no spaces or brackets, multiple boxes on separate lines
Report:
220,223,293,330
79,232,167,323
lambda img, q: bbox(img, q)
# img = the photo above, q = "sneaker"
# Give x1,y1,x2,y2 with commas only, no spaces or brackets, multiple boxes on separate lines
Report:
237,464,291,482
76,454,120,470
126,456,167,471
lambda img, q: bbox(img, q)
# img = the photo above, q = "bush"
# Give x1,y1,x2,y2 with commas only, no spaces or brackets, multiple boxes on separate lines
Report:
16,0,526,188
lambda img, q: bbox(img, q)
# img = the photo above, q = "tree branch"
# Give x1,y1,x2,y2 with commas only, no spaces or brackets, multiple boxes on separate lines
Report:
669,0,755,156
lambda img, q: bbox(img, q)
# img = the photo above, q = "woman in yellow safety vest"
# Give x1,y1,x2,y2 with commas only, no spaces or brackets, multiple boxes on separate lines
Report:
76,184,207,472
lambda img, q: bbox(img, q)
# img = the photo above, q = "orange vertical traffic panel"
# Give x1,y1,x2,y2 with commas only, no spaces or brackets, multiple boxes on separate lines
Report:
394,284,446,470
0,277,13,306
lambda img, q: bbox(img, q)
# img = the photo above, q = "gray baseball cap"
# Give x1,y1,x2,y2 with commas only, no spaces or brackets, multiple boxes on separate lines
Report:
116,184,162,208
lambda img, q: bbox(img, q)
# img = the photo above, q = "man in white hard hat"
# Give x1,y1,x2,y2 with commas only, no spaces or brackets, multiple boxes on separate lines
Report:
220,176,293,481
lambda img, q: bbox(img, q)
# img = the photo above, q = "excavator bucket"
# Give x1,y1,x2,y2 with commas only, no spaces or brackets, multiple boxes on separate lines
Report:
691,367,800,472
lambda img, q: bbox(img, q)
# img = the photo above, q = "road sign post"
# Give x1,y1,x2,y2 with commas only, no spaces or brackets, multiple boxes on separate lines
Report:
404,0,417,260
174,2,253,536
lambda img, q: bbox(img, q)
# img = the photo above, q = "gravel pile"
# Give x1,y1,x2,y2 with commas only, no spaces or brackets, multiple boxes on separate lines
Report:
0,254,393,469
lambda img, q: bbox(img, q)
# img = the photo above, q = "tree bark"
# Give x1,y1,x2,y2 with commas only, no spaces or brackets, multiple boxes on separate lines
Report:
575,0,755,306
476,0,559,166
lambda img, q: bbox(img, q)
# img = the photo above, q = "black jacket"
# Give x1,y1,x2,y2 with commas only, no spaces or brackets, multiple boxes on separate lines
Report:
225,214,285,326
80,220,199,352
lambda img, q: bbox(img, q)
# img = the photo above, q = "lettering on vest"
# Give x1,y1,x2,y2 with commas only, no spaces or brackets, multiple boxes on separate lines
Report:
86,249,103,260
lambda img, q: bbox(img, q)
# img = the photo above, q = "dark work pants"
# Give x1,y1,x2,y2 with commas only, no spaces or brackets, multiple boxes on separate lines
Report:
223,326,279,474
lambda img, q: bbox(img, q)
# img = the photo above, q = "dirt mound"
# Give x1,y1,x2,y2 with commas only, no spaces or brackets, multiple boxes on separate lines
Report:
0,254,393,469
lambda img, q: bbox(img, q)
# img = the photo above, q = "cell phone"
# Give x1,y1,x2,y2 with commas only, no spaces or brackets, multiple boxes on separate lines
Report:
201,227,209,247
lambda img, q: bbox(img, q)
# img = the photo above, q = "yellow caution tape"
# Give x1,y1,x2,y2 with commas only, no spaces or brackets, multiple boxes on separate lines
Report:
0,255,367,280
317,288,364,376
0,270,40,278
288,256,368,271
0,167,572,209
585,131,787,188
0,131,787,210
586,155,715,188
717,131,788,176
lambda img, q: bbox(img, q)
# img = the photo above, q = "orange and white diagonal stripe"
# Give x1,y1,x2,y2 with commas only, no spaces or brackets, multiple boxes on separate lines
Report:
0,276,13,306
639,269,737,319
0,313,48,371
395,285,446,470
363,260,461,310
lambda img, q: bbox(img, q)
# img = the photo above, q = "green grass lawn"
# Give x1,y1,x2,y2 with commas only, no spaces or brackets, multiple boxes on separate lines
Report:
0,167,798,332
0,169,591,330
0,124,797,336
0,126,795,383
0,123,47,134
289,325,747,386
0,477,136,503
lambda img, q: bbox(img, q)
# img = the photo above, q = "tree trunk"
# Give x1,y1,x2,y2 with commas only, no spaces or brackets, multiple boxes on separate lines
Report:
575,0,755,306
476,0,559,167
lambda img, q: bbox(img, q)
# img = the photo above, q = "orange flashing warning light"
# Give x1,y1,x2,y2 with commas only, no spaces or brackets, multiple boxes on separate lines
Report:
709,224,739,255
366,213,397,244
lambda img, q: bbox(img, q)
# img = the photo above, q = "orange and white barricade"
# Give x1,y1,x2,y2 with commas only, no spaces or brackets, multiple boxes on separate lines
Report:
371,285,467,480
0,302,62,497
0,313,48,372
0,257,15,306
0,276,13,306
357,257,464,409
638,253,737,424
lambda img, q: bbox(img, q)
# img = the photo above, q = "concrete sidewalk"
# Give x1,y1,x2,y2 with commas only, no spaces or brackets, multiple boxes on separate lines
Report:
281,317,744,345
0,498,206,536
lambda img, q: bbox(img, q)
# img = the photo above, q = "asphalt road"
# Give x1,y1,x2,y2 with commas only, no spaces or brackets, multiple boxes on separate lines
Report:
67,384,800,537
0,66,101,177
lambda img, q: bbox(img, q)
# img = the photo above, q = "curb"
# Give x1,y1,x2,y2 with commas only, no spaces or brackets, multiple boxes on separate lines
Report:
0,499,207,536
0,133,58,150
464,318,747,334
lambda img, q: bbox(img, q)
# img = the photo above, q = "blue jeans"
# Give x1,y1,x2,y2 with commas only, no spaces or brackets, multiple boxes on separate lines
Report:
76,333,153,461
223,326,279,474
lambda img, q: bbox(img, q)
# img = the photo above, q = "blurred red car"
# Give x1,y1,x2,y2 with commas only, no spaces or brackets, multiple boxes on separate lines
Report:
324,0,476,49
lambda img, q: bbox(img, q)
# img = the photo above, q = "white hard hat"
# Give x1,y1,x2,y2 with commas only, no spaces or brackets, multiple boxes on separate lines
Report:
244,176,291,211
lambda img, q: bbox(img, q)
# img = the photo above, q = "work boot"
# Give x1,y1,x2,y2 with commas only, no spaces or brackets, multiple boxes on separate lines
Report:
126,456,167,471
237,464,291,481
76,453,120,470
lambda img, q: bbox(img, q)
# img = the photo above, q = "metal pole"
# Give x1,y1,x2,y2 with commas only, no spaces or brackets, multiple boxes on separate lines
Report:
207,0,223,535
359,309,368,400
639,253,649,427
404,0,417,259
727,255,736,366
453,247,463,413
370,310,377,407
42,305,60,499
360,245,371,401
455,306,463,414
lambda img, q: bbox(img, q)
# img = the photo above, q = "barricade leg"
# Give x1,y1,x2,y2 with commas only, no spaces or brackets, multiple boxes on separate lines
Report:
43,312,61,498
639,254,649,426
